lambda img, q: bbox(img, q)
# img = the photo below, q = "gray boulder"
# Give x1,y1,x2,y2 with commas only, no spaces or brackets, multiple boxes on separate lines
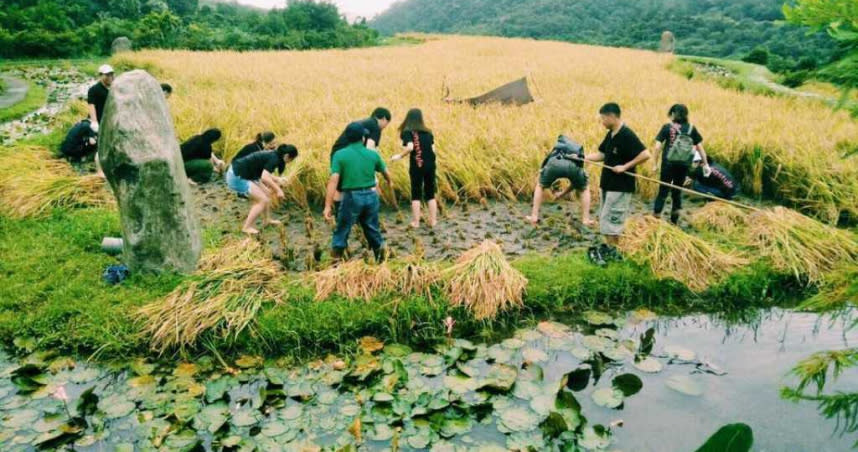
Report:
659,31,675,53
112,37,133,54
98,70,202,274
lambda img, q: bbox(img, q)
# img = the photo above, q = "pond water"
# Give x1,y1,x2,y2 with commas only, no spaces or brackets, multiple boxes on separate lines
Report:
0,308,853,451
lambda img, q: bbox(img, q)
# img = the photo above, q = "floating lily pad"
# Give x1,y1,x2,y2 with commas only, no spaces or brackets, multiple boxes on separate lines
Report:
351,354,381,381
487,346,514,364
530,394,555,416
537,321,571,338
440,417,472,437
516,330,544,342
481,364,517,392
613,373,643,397
506,430,544,450
603,345,634,362
571,347,593,361
695,423,754,452
129,358,156,376
499,407,540,432
633,357,664,373
591,387,624,409
664,345,696,361
195,402,229,433
235,355,264,369
666,375,703,396
406,426,433,448
99,394,136,419
630,309,658,323
372,392,394,403
384,343,413,357
521,347,549,363
444,374,477,394
359,336,385,354
501,338,526,350
232,406,260,427
420,354,446,376
579,426,611,450
564,367,591,392
3,408,39,429
581,335,613,353
370,423,395,441
595,328,619,340
583,311,614,326
261,420,289,437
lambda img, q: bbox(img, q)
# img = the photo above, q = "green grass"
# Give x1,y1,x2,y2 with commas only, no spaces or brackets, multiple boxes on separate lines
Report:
0,81,48,123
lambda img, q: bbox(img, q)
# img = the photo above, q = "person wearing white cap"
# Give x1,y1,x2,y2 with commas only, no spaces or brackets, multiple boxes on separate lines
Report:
87,64,115,133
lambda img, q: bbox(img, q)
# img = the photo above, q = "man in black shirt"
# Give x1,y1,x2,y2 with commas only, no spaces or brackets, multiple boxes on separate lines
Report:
585,103,651,248
87,64,115,131
331,107,391,156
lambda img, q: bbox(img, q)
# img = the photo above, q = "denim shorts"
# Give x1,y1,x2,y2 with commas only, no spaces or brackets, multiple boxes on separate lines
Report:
226,166,252,197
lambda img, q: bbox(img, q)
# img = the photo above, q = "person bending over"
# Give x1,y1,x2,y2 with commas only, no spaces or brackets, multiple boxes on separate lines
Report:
527,135,593,227
330,108,392,213
324,122,392,263
181,128,225,184
60,118,98,162
227,144,298,235
233,131,277,163
689,153,739,200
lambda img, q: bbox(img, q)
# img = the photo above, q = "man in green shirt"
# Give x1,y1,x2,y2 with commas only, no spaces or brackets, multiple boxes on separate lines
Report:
324,122,393,261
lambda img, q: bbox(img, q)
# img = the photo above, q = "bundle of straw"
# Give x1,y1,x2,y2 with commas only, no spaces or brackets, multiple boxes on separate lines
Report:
746,207,858,284
0,146,112,218
442,241,527,320
311,260,395,301
688,202,749,235
620,216,748,291
137,238,284,354
399,260,441,299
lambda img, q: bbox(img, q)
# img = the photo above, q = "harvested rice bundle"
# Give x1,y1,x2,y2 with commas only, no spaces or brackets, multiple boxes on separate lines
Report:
0,146,112,218
442,240,527,320
398,259,442,299
688,202,749,235
747,207,858,284
137,238,284,354
311,259,396,301
620,216,748,291
799,264,858,312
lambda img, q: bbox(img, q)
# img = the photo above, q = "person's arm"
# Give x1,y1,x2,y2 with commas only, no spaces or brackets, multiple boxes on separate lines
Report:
651,141,664,170
612,149,651,173
365,138,378,150
696,142,710,171
323,174,340,220
554,185,574,199
393,142,414,161
585,151,605,162
87,104,98,130
261,170,284,198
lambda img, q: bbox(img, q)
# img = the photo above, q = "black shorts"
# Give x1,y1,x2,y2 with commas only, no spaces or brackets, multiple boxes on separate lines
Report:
410,167,437,202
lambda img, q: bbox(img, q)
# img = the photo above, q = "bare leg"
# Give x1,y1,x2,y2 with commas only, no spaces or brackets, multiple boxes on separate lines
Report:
427,199,438,228
525,176,543,225
578,188,594,226
242,184,269,235
410,201,421,228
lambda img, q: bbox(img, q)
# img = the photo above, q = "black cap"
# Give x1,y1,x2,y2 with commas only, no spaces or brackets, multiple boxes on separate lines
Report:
345,122,369,144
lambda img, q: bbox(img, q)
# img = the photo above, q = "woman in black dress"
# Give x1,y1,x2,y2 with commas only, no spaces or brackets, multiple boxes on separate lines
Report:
391,108,438,228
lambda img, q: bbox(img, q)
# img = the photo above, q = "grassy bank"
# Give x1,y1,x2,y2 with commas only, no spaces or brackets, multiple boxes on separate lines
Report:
0,207,810,361
0,80,47,123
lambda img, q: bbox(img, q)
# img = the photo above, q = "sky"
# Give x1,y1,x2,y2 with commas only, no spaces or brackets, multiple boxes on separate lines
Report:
233,0,400,20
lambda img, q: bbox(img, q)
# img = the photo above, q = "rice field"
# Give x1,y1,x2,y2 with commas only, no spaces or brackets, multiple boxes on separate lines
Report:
115,36,858,222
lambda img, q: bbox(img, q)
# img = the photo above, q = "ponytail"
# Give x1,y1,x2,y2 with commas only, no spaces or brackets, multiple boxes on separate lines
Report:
256,131,276,145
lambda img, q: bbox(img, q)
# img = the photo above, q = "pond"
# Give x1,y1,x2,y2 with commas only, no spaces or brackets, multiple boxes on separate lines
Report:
0,308,853,451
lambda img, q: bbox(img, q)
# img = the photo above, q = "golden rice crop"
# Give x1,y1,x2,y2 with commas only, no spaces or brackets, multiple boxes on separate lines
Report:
137,238,284,354
688,201,750,235
442,240,527,320
620,216,748,291
311,259,396,301
0,146,112,218
119,35,858,221
746,207,858,284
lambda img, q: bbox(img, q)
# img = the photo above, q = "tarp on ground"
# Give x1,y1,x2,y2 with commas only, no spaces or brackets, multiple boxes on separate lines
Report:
446,77,535,106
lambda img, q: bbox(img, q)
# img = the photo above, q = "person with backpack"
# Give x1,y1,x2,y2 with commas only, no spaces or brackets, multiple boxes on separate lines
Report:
390,108,439,228
526,135,593,227
652,104,709,224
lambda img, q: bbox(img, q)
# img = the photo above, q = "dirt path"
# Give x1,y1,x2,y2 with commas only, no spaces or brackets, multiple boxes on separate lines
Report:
0,76,28,109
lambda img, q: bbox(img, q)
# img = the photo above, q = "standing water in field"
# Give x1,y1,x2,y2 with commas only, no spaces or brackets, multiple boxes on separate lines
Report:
0,308,852,451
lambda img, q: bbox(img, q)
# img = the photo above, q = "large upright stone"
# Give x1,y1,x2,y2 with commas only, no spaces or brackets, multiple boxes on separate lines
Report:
98,70,201,274
659,31,676,53
112,36,133,54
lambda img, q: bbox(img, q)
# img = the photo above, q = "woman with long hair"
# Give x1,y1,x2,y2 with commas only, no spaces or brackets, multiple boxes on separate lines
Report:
227,144,298,235
391,108,438,228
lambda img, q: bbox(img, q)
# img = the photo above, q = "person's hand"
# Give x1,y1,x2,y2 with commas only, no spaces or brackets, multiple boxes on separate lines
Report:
323,206,333,221
276,189,285,200
90,122,99,134
391,154,403,162
552,191,564,199
611,164,627,174
88,137,97,145
702,164,712,177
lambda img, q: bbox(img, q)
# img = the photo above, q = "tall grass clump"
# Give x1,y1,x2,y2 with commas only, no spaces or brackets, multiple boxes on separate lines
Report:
442,240,527,320
746,207,858,284
689,202,750,235
0,146,111,218
137,238,284,354
620,216,748,291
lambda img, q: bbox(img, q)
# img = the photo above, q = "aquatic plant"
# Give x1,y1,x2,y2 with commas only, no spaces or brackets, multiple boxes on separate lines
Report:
137,238,285,354
619,216,748,291
746,207,858,284
442,240,528,320
0,146,111,218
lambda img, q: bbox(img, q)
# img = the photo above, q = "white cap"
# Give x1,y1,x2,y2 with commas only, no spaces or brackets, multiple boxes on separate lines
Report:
692,150,702,163
98,64,115,75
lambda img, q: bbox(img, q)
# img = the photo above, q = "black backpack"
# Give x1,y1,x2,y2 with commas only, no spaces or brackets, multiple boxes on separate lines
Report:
550,135,585,168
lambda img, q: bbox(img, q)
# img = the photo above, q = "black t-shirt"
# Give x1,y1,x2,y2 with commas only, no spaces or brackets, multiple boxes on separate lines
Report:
655,122,703,164
180,134,213,162
598,125,647,193
87,82,109,123
233,142,264,162
331,118,382,156
60,120,97,156
401,130,436,171
232,151,284,180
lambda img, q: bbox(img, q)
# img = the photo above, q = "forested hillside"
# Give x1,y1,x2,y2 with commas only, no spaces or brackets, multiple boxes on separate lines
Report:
0,0,379,58
372,0,838,72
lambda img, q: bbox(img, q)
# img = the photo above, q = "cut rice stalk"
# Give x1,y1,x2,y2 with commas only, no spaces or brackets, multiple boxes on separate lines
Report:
137,238,284,354
0,146,112,218
688,201,749,235
311,260,396,301
399,259,441,300
620,216,748,292
799,264,858,312
746,207,858,284
442,240,527,320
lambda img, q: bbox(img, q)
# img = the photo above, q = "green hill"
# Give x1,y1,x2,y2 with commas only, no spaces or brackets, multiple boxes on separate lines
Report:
371,0,837,71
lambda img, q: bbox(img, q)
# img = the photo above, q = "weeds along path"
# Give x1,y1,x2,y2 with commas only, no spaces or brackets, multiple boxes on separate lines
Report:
117,35,858,223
